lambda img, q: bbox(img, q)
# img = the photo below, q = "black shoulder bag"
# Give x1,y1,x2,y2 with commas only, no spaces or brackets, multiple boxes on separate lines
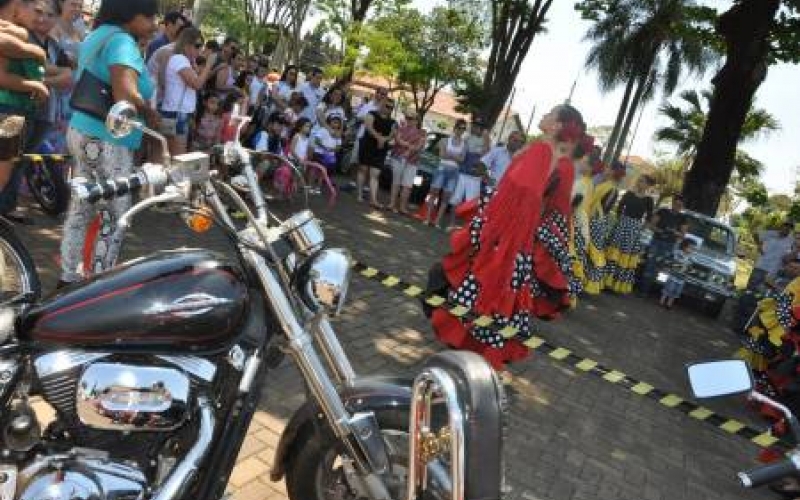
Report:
69,29,124,121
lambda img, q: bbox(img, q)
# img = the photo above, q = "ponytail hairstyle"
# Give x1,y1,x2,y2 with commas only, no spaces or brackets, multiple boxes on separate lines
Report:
555,104,587,143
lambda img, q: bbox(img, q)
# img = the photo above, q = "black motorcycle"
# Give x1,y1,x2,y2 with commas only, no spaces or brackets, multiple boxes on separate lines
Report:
0,102,505,500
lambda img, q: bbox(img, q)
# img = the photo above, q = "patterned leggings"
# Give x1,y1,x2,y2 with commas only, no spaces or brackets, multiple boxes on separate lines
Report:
60,128,134,282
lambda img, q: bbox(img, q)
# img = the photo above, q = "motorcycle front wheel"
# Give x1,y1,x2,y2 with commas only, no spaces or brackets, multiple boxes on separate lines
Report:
285,409,448,500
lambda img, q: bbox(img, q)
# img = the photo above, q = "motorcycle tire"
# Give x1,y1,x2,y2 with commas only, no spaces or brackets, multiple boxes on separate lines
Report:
285,352,505,500
0,218,41,303
284,407,410,500
24,158,69,216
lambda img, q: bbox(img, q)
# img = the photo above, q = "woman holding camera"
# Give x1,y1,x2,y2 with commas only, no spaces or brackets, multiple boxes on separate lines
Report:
160,26,216,155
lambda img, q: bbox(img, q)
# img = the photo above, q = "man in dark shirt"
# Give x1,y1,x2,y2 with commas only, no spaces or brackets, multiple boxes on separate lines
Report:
638,195,689,295
145,11,187,63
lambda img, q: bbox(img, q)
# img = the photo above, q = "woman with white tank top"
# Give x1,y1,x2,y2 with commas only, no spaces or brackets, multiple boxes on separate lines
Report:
424,119,467,227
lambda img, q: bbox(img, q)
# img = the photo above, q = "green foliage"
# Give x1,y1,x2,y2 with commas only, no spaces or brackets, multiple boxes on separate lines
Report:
578,0,799,65
203,0,302,54
299,24,340,71
655,89,778,181
361,6,483,120
314,0,411,78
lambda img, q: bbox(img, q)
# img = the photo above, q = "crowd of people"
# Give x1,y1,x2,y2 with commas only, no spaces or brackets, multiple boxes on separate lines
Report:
0,0,721,372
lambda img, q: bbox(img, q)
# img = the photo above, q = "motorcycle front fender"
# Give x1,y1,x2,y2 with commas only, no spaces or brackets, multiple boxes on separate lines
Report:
269,375,412,482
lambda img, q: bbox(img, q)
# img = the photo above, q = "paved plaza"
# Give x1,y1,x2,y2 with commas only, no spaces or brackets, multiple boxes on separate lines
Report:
15,188,776,500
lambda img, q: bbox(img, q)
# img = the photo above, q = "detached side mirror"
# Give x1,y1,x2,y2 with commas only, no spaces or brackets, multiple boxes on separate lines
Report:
686,359,753,399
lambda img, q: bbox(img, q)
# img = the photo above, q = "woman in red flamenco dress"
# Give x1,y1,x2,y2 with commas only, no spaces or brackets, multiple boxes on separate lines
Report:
428,104,591,372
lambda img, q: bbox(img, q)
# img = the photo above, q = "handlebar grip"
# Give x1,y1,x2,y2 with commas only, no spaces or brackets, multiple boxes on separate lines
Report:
738,457,800,488
72,172,146,203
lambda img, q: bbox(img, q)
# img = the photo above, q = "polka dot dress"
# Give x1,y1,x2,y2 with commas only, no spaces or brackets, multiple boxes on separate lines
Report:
585,213,611,287
605,214,646,292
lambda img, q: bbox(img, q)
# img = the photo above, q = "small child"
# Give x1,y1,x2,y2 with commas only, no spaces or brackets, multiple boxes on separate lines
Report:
288,117,336,205
660,238,696,309
192,94,222,151
312,115,343,175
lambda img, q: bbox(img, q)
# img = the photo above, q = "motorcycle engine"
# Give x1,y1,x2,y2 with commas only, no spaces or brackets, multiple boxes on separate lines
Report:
0,352,220,500
13,454,147,500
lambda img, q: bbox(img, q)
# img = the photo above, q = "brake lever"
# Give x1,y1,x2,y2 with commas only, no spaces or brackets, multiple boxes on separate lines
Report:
117,187,186,230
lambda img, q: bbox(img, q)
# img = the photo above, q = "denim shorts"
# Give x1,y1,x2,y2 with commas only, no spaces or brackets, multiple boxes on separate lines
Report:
431,166,459,192
158,110,190,136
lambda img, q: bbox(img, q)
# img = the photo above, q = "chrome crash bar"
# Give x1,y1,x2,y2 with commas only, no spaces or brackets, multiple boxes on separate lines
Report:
407,367,465,500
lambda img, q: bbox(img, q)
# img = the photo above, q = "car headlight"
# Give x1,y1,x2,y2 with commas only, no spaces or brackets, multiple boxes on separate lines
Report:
296,248,352,316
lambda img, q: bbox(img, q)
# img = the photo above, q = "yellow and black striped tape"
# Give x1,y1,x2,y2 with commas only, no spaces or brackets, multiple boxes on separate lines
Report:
351,260,789,451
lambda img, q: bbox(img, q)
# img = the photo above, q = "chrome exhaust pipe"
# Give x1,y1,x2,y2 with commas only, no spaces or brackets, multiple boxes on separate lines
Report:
152,396,215,500
406,367,465,500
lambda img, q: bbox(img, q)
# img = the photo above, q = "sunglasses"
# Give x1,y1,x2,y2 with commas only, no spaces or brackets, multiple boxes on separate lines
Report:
456,126,466,131
194,42,203,49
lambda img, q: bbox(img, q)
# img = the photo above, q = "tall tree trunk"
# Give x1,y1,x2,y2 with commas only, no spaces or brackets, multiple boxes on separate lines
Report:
682,0,780,216
478,0,554,127
602,72,636,166
612,71,649,164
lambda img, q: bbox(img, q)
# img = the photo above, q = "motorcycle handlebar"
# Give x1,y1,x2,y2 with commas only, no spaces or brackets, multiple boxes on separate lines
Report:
738,456,800,488
72,164,169,203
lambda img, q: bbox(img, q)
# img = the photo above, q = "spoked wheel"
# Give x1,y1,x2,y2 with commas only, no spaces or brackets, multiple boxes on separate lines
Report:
24,158,69,216
285,410,449,500
0,219,40,304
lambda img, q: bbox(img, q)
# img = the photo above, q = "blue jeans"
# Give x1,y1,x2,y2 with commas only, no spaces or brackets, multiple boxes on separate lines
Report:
640,239,676,294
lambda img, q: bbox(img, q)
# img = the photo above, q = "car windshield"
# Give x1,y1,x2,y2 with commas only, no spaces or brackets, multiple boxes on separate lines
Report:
684,215,735,255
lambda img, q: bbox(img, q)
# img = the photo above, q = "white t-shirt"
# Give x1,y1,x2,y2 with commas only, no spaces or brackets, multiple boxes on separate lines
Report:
312,127,341,154
299,82,325,124
249,78,266,106
756,230,795,276
161,54,196,114
273,81,298,103
291,135,310,162
481,145,513,183
147,42,175,106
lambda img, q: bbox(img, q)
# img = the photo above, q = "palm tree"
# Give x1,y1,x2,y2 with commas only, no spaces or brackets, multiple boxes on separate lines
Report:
655,89,779,179
583,0,714,166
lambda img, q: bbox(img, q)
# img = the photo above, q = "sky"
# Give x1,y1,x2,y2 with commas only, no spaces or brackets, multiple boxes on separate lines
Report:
448,0,800,195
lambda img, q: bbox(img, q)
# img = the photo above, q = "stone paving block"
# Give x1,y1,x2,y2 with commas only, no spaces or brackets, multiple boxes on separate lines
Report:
229,457,270,489
230,480,274,500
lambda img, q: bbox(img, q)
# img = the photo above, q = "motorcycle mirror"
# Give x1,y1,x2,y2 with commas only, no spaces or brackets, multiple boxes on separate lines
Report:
106,101,138,138
106,101,171,167
686,359,753,399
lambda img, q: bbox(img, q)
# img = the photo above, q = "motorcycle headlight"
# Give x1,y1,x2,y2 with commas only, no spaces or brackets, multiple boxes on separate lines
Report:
296,248,352,316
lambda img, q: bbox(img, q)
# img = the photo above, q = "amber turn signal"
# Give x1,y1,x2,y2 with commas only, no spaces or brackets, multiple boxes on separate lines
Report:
185,207,214,233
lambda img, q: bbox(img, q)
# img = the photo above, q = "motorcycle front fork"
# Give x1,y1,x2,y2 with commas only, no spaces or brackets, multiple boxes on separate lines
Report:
242,248,394,500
